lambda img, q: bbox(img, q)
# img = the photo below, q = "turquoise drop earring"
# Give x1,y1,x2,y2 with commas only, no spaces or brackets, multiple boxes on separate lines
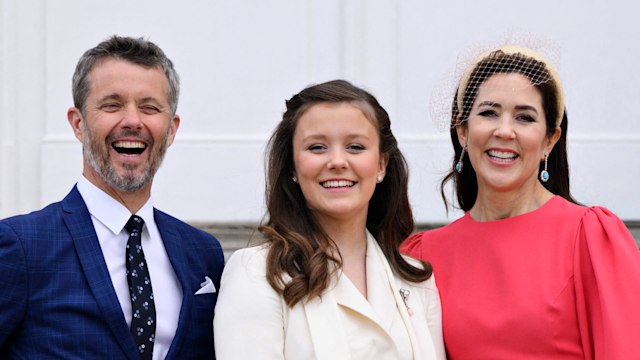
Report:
455,145,467,173
539,153,549,182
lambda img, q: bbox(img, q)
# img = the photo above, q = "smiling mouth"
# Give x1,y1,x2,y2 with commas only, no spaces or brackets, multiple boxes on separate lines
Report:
321,180,355,188
112,141,147,155
487,150,518,162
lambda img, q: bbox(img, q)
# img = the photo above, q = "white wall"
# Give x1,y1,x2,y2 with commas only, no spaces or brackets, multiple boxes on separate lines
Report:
1,0,639,223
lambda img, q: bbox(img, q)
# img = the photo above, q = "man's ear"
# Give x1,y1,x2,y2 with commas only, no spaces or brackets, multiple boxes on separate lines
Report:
165,114,181,147
67,107,84,142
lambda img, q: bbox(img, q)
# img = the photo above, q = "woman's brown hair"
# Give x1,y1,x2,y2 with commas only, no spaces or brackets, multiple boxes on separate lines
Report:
260,79,432,307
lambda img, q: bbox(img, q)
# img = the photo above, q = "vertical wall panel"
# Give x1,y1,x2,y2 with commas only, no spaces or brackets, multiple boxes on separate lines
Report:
0,0,46,217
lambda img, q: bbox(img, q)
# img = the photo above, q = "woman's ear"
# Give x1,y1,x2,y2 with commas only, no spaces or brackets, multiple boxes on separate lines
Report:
378,154,389,178
455,116,468,147
545,126,562,157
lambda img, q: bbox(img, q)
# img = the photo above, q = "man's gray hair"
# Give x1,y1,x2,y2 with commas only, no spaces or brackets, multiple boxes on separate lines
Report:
72,35,180,116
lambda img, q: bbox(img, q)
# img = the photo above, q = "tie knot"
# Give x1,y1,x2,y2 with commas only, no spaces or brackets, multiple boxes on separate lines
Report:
125,215,144,235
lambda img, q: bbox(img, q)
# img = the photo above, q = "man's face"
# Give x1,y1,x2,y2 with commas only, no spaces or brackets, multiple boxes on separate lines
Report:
68,58,180,194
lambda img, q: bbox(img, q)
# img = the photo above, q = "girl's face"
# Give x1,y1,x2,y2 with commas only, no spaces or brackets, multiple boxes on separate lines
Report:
292,102,386,224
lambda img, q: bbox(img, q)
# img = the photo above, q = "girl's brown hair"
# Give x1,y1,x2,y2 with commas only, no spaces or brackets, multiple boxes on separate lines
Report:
260,79,432,306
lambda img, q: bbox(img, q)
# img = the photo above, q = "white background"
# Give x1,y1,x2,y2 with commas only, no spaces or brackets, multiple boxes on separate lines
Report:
1,0,639,224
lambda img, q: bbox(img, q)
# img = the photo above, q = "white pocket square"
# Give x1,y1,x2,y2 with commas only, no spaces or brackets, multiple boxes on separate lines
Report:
194,276,217,295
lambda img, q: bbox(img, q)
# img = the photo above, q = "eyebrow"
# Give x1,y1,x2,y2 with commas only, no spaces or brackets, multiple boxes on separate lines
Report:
477,101,538,114
301,133,371,142
98,93,122,103
96,94,164,107
140,96,163,105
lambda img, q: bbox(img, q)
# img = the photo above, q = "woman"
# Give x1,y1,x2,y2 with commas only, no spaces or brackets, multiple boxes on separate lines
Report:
402,45,640,359
214,80,445,359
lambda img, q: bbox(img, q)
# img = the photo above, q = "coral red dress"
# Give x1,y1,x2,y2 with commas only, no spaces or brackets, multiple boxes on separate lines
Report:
402,196,640,359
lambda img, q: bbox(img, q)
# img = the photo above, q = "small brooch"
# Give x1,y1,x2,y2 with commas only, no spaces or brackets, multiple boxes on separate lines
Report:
399,288,414,316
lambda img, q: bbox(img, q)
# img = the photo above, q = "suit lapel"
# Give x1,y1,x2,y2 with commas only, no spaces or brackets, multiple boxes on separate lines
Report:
154,210,189,358
63,187,139,360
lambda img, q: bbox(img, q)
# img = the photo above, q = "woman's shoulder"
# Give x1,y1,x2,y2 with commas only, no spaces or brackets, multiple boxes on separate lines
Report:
400,218,465,257
547,196,627,229
224,244,271,277
543,197,639,257
400,255,438,289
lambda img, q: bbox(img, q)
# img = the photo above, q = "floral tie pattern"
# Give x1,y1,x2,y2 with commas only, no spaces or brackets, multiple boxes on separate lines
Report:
125,215,156,359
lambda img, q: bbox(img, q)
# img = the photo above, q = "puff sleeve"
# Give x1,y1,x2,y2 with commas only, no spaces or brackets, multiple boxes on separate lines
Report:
573,206,640,359
400,232,425,260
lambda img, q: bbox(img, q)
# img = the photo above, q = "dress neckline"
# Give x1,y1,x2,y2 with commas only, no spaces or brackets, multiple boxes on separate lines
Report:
462,195,561,225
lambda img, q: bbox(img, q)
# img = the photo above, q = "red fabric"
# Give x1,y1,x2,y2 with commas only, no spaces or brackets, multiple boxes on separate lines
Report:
401,196,640,359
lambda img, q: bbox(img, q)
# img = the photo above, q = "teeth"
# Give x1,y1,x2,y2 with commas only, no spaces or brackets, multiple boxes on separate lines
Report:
322,180,354,188
488,150,517,159
113,141,145,149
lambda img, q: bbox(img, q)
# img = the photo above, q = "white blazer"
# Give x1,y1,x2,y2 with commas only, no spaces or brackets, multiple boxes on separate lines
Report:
214,232,445,360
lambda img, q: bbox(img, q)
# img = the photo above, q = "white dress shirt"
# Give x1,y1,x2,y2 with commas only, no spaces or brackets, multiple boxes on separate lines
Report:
77,176,182,360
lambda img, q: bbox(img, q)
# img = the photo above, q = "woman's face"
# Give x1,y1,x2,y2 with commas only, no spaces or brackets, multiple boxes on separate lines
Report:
292,102,386,224
457,72,560,194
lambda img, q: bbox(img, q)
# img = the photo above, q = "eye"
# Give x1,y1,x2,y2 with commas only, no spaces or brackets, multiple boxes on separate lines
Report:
477,109,498,117
100,103,121,112
140,105,161,114
516,114,536,123
307,144,327,153
347,144,366,153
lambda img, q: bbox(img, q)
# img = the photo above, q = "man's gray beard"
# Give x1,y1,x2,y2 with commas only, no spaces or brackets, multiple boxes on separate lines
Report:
82,125,170,192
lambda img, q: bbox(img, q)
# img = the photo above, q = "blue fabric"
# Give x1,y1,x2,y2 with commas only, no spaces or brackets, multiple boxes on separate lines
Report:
0,186,224,359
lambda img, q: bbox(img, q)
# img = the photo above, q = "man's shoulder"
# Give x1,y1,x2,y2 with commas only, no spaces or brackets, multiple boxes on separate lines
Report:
2,185,86,219
153,208,220,243
1,200,65,228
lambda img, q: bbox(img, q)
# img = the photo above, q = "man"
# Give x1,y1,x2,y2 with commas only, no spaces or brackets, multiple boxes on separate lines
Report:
0,36,224,359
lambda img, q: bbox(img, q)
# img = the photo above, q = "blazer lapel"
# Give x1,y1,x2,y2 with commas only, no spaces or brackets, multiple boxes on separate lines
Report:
154,210,190,358
371,233,438,360
393,274,439,360
365,234,396,331
63,186,139,360
331,234,397,336
332,270,380,323
303,288,351,360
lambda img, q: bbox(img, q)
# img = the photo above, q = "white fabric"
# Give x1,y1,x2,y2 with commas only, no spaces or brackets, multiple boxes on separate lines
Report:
77,176,182,360
214,231,445,360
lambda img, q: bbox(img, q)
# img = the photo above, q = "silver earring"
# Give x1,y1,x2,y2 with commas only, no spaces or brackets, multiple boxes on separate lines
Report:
539,153,549,182
376,175,383,183
455,145,467,173
292,175,298,183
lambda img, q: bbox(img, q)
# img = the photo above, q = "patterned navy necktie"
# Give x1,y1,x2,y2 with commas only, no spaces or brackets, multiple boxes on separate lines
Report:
125,215,156,359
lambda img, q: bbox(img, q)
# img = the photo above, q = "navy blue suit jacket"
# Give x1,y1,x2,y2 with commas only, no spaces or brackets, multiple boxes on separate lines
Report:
0,186,224,359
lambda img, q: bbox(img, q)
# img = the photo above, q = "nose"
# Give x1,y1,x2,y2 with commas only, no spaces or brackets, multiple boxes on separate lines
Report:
327,149,348,170
120,105,143,129
493,115,515,140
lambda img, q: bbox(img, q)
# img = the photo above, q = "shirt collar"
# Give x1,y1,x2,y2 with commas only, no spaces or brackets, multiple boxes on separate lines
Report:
77,175,155,235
